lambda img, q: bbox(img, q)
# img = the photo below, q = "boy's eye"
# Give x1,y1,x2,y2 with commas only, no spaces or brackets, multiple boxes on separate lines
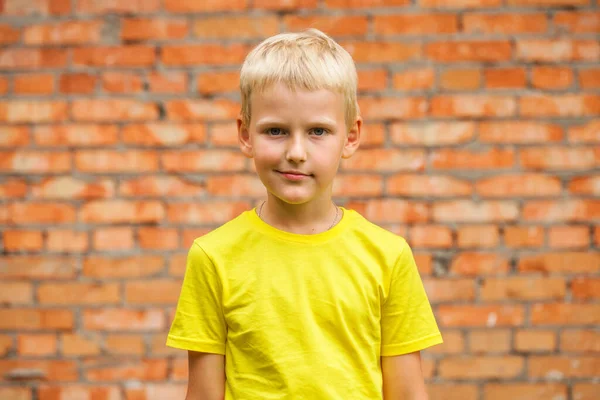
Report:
267,128,283,136
311,128,327,136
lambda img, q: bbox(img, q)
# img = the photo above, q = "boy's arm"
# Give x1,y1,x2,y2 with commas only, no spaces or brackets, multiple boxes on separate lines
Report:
382,351,429,400
186,351,225,400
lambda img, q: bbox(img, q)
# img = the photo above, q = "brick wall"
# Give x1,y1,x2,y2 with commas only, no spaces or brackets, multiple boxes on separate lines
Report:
0,0,599,399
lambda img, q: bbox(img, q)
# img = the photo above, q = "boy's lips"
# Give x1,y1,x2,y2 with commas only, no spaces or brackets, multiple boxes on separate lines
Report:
276,170,312,180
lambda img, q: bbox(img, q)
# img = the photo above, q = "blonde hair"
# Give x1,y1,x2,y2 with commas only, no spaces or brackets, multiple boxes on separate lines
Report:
239,29,359,130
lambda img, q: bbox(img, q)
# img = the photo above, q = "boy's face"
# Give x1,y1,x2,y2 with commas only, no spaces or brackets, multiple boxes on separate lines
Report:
238,83,361,206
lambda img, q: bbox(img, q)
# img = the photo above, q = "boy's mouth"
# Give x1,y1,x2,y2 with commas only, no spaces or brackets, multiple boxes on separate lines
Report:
276,170,312,180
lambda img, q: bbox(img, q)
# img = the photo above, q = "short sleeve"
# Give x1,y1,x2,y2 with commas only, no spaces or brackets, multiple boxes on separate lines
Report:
166,241,227,354
381,240,443,356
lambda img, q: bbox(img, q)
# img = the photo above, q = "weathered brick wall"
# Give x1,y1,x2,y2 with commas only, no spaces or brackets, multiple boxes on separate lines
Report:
1,0,599,399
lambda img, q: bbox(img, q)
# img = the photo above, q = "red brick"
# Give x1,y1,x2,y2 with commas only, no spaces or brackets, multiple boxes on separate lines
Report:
515,330,556,352
523,199,600,222
80,200,164,224
450,253,509,276
151,334,181,356
432,148,514,169
517,39,599,62
83,309,165,331
569,176,600,195
519,252,600,274
476,174,561,197
284,15,368,36
549,226,589,249
326,0,410,7
83,256,164,278
168,253,192,277
571,277,600,300
0,282,33,305
32,177,114,199
463,13,547,34
162,150,245,172
3,0,69,15
165,0,245,12
253,0,317,8
0,24,20,44
18,334,57,356
59,73,97,94
481,277,566,301
206,174,266,197
520,147,598,170
171,358,188,381
428,331,464,355
208,122,238,146
374,14,458,35
86,359,168,382
0,178,28,198
13,74,55,95
0,336,12,357
165,99,240,121
439,356,523,379
71,99,158,121
504,226,544,248
423,278,475,303
106,335,145,355
75,150,158,172
38,282,120,305
0,49,67,70
8,203,75,224
197,71,240,94
77,0,161,14
148,72,187,93
126,280,181,305
362,124,387,148
0,76,8,94
0,101,68,123
569,120,599,143
434,201,518,223
484,384,567,400
429,385,477,400
561,330,600,353
0,126,29,147
554,12,600,33
93,227,135,251
35,124,118,147
125,384,187,400
0,256,76,279
23,21,102,44
532,66,574,90
343,149,425,173
410,225,453,248
439,68,481,90
580,68,600,89
345,199,429,224
457,226,499,249
47,231,89,253
390,122,474,145
102,72,143,93
480,121,563,143
120,176,204,198
0,309,73,330
573,383,600,400
431,95,516,117
532,304,600,325
419,0,501,6
469,330,511,354
333,175,383,197
162,44,249,66
139,228,179,250
530,356,599,378
507,0,589,6
73,46,155,67
0,151,70,173
122,123,205,146
194,16,278,39
387,174,471,197
393,68,435,91
426,41,511,62
3,230,44,252
167,202,251,224
122,18,188,40
39,385,120,400
438,305,524,327
485,67,526,89
358,97,427,119
0,388,30,400
0,360,77,381
342,42,422,63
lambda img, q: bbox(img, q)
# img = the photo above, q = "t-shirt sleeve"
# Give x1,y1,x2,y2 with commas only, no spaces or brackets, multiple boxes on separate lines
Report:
381,240,443,356
166,241,227,354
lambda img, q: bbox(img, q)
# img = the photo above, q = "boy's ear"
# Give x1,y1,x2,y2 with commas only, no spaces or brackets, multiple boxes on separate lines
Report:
342,116,362,159
237,116,254,158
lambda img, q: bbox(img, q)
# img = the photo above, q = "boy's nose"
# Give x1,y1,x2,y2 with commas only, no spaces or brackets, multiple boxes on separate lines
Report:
285,135,307,162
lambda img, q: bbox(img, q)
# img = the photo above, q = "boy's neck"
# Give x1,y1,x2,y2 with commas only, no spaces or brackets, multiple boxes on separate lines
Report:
258,195,341,235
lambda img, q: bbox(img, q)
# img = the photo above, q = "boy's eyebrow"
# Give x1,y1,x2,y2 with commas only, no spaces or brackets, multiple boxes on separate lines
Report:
255,118,338,129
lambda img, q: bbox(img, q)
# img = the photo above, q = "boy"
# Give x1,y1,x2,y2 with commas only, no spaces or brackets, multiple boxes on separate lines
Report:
167,29,443,399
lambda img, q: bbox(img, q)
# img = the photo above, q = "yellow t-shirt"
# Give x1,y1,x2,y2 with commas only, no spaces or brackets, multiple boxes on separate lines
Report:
167,207,442,399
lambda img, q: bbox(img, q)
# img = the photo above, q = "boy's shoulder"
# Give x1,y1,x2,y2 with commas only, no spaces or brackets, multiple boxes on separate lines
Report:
191,210,252,249
347,209,410,252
